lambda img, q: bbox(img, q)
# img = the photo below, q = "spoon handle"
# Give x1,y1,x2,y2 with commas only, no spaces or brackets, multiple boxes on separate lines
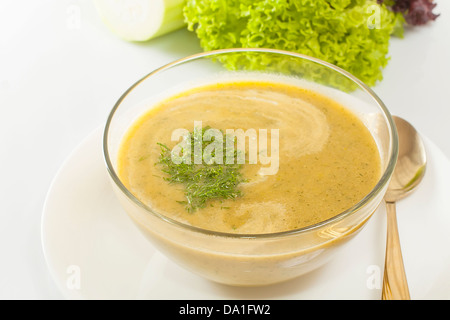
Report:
382,201,411,300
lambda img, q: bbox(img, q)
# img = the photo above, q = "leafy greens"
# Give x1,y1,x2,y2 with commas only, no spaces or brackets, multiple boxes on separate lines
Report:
184,0,405,86
378,0,440,26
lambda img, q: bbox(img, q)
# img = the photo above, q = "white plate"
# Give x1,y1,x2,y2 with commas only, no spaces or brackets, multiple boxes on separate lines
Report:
41,126,450,300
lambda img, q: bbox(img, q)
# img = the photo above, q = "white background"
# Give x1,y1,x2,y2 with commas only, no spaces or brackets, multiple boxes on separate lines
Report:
0,0,449,299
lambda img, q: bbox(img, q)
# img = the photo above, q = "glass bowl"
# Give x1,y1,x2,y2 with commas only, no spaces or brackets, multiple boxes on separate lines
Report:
103,48,398,286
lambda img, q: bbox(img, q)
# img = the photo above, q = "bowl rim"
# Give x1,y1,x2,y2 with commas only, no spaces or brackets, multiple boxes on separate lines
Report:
103,47,399,239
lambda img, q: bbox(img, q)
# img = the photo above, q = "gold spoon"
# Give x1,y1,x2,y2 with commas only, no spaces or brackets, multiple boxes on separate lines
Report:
382,116,427,300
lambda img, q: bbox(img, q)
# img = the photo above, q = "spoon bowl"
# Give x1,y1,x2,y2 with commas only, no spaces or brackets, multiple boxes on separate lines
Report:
384,117,427,203
382,116,427,300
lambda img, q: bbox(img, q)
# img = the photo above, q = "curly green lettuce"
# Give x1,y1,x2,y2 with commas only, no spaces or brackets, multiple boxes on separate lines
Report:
184,0,404,86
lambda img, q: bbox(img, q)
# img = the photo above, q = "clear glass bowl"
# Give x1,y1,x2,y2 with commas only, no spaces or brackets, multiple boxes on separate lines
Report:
103,48,398,286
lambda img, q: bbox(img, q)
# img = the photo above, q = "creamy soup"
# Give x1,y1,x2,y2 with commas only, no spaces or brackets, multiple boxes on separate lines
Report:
117,81,381,234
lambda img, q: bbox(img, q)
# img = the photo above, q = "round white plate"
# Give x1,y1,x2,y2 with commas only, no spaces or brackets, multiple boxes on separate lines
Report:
41,126,450,300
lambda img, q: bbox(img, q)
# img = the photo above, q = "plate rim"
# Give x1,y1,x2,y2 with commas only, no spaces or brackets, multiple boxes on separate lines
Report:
40,125,450,300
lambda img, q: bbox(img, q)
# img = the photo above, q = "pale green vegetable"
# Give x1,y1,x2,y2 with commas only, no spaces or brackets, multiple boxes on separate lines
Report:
184,0,404,87
94,0,186,41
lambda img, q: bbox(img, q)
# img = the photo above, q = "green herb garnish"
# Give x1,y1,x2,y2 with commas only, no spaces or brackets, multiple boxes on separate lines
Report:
156,126,246,213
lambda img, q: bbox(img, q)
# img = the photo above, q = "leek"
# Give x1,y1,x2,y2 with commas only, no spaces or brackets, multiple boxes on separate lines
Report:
94,0,186,41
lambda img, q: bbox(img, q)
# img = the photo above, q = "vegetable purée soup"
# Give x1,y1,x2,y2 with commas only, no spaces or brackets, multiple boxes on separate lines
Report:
117,80,381,234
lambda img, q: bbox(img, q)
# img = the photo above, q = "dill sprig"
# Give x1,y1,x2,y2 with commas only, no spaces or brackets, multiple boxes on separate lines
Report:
156,126,246,213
